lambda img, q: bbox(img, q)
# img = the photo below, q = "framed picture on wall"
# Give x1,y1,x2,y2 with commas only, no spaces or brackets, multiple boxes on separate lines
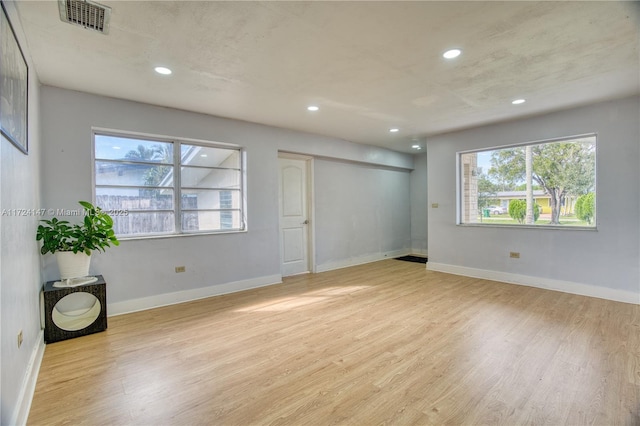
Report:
0,0,28,154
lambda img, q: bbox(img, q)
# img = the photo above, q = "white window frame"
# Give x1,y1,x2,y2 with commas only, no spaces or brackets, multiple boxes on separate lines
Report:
457,133,597,230
92,128,247,239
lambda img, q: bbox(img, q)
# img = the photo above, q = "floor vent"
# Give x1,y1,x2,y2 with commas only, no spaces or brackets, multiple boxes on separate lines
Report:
58,0,111,34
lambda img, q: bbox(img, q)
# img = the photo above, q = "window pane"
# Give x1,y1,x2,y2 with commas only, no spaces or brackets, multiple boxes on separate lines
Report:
459,135,596,227
180,167,240,189
96,161,174,187
95,135,173,164
111,211,175,236
94,132,245,237
180,145,240,168
181,189,241,210
96,187,174,210
181,210,242,232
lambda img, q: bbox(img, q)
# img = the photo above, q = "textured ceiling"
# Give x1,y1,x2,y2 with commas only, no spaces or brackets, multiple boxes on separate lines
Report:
14,1,640,153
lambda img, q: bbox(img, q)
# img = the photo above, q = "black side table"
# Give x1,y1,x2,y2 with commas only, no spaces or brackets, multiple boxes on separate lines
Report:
42,275,107,343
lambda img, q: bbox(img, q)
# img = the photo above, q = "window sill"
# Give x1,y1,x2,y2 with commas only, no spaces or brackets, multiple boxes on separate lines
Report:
457,223,598,231
116,228,248,242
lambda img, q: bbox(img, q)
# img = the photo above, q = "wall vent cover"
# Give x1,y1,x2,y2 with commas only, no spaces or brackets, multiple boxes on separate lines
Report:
58,0,111,34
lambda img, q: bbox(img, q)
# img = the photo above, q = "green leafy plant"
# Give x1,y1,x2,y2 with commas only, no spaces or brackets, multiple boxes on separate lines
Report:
508,199,540,224
575,192,595,225
36,201,120,255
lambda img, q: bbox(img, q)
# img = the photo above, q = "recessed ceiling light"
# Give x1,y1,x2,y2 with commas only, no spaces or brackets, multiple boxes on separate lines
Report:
512,99,526,105
389,128,400,133
200,154,208,158
154,66,172,75
443,49,461,59
412,144,421,149
307,105,319,111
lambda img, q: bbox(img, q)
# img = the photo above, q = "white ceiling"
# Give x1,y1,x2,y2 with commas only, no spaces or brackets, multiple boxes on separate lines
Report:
14,1,640,153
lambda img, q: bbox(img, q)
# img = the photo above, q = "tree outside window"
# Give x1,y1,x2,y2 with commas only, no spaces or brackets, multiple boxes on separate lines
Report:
459,135,596,228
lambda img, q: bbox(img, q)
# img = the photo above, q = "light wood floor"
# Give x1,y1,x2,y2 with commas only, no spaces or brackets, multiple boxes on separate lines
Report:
28,260,640,425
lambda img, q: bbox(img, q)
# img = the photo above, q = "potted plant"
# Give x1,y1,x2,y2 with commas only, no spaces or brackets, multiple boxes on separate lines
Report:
36,201,120,280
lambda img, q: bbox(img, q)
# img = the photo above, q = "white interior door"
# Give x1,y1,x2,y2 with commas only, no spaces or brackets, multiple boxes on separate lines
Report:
278,156,311,276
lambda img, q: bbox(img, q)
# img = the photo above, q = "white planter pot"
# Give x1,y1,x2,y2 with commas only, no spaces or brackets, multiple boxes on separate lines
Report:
55,251,91,279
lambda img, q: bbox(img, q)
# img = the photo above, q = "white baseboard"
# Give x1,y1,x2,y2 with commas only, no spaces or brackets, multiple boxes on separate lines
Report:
11,330,45,426
411,249,428,257
316,249,411,273
108,274,283,316
427,262,640,305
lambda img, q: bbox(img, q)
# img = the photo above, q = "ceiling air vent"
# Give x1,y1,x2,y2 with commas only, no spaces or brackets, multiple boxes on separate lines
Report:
58,0,111,34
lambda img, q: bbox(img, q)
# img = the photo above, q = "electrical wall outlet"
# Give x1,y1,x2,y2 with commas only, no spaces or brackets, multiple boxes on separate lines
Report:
509,252,520,259
175,266,186,273
17,330,23,349
431,203,439,208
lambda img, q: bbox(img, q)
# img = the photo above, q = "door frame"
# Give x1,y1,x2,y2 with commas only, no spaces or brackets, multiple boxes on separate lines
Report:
278,152,315,275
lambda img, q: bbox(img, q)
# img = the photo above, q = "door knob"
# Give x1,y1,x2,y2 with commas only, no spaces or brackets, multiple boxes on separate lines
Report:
302,219,309,225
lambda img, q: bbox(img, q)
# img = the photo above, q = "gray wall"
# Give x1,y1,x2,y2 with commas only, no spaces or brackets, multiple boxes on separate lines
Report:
314,159,411,270
427,97,639,299
410,153,428,255
0,3,43,424
39,87,413,312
